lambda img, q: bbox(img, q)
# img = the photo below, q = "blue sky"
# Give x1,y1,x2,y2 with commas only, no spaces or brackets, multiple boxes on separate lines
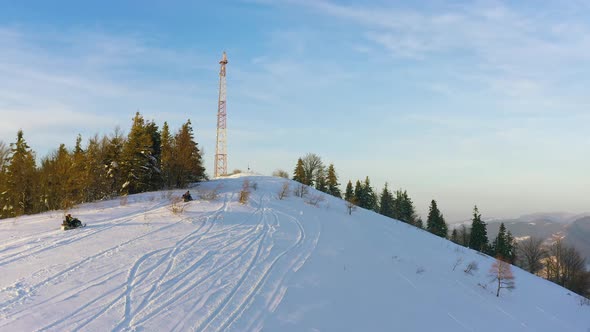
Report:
1,0,589,222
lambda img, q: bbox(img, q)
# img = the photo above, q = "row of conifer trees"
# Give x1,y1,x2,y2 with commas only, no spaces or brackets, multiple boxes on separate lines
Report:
0,112,206,219
289,153,589,298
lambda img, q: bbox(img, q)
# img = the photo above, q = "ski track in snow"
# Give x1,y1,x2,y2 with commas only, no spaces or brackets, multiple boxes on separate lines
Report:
0,183,321,331
3,177,588,332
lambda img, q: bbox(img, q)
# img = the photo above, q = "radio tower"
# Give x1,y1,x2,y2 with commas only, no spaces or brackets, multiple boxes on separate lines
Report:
215,51,228,178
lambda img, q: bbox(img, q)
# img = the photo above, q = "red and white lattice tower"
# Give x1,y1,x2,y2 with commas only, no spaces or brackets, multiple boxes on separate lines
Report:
214,51,228,178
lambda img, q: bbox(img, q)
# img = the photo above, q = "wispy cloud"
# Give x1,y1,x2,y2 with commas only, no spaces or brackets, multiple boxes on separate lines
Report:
281,0,590,115
0,27,216,155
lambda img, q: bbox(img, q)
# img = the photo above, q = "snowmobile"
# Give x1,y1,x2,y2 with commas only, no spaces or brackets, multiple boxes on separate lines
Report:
61,214,86,230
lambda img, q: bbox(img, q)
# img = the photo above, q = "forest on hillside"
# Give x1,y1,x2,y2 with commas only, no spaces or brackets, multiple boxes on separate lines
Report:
0,112,205,219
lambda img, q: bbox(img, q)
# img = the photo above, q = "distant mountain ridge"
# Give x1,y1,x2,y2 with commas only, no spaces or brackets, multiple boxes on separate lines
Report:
482,213,590,263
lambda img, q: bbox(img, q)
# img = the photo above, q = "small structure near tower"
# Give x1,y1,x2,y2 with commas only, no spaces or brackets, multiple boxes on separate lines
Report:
215,51,228,178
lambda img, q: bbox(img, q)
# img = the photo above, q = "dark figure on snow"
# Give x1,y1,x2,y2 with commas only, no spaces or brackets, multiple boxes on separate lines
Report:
63,214,82,228
182,191,193,202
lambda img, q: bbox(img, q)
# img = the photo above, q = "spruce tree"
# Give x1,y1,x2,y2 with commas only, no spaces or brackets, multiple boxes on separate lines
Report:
70,134,86,203
492,223,515,263
160,122,174,188
326,164,341,198
121,112,156,194
4,130,37,217
293,158,306,184
104,129,125,196
172,119,206,187
361,176,377,211
468,205,489,253
393,190,417,225
379,183,395,218
344,180,354,202
39,144,74,210
84,135,110,201
0,141,8,218
354,180,363,206
415,217,424,229
426,200,448,238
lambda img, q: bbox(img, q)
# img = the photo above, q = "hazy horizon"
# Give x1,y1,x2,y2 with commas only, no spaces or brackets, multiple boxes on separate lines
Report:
1,1,588,221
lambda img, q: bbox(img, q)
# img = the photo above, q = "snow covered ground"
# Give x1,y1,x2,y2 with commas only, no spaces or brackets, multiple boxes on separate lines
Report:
0,175,588,331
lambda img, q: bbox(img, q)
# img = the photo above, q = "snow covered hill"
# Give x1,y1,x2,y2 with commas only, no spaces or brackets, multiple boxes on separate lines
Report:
0,175,588,331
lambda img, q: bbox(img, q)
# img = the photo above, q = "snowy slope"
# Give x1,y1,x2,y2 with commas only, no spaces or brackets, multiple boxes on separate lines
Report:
0,175,588,331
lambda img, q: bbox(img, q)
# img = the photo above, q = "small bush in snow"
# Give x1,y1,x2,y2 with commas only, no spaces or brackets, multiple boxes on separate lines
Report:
305,194,325,207
239,180,250,204
464,261,478,275
200,186,221,201
119,196,128,206
416,267,425,274
272,169,289,178
169,196,186,214
345,200,357,215
278,182,290,200
293,183,309,198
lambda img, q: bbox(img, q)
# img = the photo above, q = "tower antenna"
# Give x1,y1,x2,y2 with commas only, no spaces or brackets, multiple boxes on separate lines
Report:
215,51,228,178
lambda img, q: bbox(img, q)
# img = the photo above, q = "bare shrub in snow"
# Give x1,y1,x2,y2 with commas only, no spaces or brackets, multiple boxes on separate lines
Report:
251,182,258,191
345,200,357,215
416,267,425,274
239,180,250,204
169,196,186,214
200,186,221,201
293,183,309,198
278,182,290,200
272,169,289,178
119,196,128,206
452,257,464,271
489,258,515,297
464,261,478,275
305,194,325,207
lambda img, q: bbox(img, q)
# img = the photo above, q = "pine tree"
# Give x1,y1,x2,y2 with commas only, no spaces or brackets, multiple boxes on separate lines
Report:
344,180,354,202
160,122,174,188
121,112,156,194
70,134,87,203
426,200,448,238
144,121,162,190
379,183,395,218
361,176,377,211
468,205,489,253
38,144,75,211
393,190,417,225
4,130,37,217
326,164,341,198
83,135,110,201
104,129,125,197
293,158,306,184
415,217,424,229
171,119,206,187
0,141,8,218
354,180,363,206
492,223,516,263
